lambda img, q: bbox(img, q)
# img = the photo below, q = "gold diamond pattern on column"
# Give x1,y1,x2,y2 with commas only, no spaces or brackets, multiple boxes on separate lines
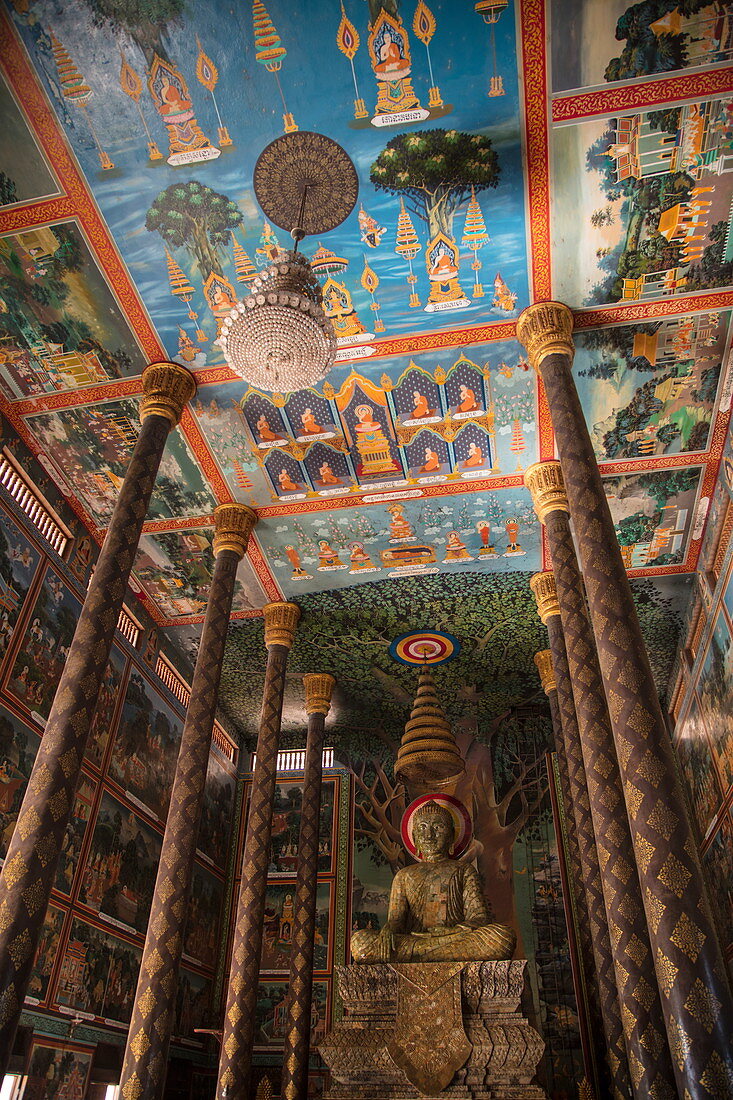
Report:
119,503,255,1100
518,306,733,1097
0,363,195,1073
217,603,300,1100
281,673,335,1100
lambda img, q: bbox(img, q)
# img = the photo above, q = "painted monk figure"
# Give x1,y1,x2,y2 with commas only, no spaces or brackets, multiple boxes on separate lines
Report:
278,468,300,492
351,800,515,963
318,462,341,486
257,415,280,442
300,407,323,435
463,441,484,468
412,390,436,419
457,385,480,414
419,446,441,473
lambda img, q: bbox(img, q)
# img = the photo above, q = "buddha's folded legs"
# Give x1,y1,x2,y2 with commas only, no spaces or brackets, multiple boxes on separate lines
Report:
351,924,516,963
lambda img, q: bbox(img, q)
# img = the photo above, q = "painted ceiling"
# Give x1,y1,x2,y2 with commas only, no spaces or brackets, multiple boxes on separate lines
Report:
0,0,731,692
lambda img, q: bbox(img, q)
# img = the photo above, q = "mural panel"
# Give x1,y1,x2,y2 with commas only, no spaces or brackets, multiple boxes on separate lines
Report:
673,694,722,841
0,704,41,861
254,979,328,1051
55,772,95,896
134,527,268,619
0,222,145,399
184,863,223,969
7,563,82,719
27,902,65,1003
260,487,540,597
24,1042,93,1100
0,501,42,664
193,344,535,508
8,0,527,357
198,743,236,868
173,966,212,1039
24,399,216,525
573,312,731,461
551,0,731,92
268,777,335,875
55,917,142,1024
697,606,733,794
603,466,702,568
108,667,183,822
702,811,733,954
552,99,733,308
260,881,332,973
0,70,58,206
84,644,127,769
80,791,163,934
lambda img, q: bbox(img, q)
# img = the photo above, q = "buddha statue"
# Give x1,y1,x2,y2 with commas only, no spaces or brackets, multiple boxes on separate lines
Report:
351,800,516,963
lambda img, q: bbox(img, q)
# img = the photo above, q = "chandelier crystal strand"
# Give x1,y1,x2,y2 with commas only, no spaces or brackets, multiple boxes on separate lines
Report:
217,249,336,391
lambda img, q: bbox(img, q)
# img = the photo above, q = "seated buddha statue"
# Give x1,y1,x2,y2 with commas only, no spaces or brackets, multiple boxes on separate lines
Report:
351,800,516,963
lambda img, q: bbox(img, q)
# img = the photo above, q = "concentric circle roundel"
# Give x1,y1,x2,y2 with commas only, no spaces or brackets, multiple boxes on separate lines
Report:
402,794,472,860
389,630,460,666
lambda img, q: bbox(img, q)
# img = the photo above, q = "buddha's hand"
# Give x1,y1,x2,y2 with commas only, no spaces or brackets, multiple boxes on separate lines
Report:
374,925,395,962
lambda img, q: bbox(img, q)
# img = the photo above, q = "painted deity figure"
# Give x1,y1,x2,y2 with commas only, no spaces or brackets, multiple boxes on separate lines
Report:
351,800,515,962
354,404,383,434
505,519,521,553
285,545,307,578
444,530,472,561
318,541,343,569
369,14,421,115
388,503,414,540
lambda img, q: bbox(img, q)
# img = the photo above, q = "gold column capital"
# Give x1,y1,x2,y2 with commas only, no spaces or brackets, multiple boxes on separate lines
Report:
140,361,196,427
263,601,300,649
530,571,560,623
524,461,568,523
534,649,556,695
304,673,335,716
516,301,574,372
212,503,258,560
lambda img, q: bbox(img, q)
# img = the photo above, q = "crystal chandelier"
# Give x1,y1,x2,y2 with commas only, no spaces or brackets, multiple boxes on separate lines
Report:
218,251,335,392
218,130,358,393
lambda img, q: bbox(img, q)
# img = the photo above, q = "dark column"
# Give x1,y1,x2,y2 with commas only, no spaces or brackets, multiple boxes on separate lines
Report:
532,602,631,1100
281,673,335,1100
120,503,257,1100
534,649,615,1100
0,363,195,1069
217,602,301,1100
519,305,733,1096
529,474,676,1096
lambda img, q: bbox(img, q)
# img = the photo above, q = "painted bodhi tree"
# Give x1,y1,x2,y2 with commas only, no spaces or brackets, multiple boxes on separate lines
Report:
146,182,243,278
370,129,500,239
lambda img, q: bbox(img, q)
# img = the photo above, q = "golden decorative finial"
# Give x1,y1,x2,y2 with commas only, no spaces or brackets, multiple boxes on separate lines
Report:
263,601,300,649
140,361,196,427
212,503,257,559
516,301,574,372
529,571,560,623
304,672,336,716
534,649,556,696
524,461,568,523
395,666,465,791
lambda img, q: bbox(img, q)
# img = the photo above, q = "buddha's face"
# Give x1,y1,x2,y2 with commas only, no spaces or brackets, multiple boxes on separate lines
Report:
414,813,453,861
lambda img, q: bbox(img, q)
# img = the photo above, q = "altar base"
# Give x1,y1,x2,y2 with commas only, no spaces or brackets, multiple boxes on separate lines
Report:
320,960,546,1099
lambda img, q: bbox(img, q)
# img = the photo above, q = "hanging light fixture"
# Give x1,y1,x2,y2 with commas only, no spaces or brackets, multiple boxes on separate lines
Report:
218,130,358,392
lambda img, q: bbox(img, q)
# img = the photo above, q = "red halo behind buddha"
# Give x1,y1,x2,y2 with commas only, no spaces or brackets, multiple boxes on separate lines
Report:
402,793,472,860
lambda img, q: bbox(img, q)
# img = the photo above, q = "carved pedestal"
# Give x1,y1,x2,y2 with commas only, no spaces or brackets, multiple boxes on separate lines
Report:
320,961,546,1099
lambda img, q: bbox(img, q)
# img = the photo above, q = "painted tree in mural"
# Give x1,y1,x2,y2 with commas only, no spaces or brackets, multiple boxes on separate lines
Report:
0,172,17,206
604,0,713,82
370,130,500,238
146,182,243,277
82,0,185,64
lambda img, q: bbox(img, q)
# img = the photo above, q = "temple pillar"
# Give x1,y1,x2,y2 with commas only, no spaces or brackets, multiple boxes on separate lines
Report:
534,649,618,1100
519,305,733,1095
120,503,257,1100
217,601,301,1100
529,484,675,1094
281,673,336,1100
0,363,195,1070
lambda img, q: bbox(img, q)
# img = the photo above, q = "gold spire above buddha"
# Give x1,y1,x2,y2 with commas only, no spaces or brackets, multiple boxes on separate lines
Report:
394,668,465,791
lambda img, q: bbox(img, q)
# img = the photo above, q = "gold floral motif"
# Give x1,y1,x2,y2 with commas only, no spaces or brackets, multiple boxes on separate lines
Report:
516,301,574,371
